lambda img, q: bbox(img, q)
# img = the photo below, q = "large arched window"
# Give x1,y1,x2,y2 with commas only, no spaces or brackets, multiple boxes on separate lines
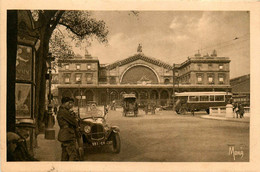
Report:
121,65,159,84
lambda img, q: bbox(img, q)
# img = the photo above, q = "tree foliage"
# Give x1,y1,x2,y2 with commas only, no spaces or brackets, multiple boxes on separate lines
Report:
29,10,109,134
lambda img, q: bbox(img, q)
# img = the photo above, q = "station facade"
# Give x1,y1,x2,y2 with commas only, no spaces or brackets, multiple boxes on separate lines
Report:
57,46,231,107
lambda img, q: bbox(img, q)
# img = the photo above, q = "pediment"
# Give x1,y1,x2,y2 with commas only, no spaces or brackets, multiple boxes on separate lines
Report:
107,54,172,70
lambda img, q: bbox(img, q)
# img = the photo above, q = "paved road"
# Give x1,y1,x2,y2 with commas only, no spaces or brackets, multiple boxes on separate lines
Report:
83,109,249,162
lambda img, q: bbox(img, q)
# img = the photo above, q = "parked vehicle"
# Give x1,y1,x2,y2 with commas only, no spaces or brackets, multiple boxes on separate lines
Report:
174,91,232,114
77,103,121,158
122,94,138,117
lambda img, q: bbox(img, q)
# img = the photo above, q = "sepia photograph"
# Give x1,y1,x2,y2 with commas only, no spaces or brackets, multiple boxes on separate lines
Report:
1,1,260,172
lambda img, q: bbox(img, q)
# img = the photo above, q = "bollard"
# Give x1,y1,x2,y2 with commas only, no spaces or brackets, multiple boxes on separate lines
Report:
225,104,233,118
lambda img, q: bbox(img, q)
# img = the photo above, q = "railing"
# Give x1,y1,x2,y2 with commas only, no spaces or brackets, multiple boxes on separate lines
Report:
210,106,226,115
210,106,250,116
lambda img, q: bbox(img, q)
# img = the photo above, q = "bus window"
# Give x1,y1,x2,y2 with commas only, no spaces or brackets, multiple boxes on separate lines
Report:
200,96,209,101
210,95,214,101
189,96,199,102
215,95,224,101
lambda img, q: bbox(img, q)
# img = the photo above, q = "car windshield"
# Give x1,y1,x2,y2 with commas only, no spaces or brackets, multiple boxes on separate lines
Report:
72,104,104,119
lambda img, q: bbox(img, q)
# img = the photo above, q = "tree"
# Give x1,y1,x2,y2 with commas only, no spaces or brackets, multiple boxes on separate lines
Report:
30,10,108,134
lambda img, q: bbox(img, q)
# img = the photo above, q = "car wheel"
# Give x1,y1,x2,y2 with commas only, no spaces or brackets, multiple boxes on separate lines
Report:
111,133,121,153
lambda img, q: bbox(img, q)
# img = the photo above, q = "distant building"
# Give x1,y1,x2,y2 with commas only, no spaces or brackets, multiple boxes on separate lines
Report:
174,50,231,92
230,74,250,106
57,46,231,107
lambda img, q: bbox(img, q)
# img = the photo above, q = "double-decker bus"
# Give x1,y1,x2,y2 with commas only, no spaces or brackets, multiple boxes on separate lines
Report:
174,92,232,114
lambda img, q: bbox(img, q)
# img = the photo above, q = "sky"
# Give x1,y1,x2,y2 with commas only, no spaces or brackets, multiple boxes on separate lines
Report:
69,11,250,79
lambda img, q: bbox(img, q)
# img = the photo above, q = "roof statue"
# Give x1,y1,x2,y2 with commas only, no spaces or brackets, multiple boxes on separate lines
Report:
195,50,201,57
211,49,217,57
137,44,142,53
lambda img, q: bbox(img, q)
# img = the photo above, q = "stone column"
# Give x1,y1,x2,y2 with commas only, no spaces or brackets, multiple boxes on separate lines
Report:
225,104,233,118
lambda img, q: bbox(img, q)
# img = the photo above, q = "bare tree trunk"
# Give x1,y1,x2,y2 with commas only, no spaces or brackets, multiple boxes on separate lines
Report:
35,25,51,136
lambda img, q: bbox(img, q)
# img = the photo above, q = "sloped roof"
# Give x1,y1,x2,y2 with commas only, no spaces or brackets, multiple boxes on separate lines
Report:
106,54,173,70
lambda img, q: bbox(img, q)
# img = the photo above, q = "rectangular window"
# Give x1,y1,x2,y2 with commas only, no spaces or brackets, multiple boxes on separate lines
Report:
215,95,224,101
76,64,81,70
65,77,70,83
65,64,69,70
86,73,93,83
87,64,91,70
200,96,209,101
64,73,71,83
208,63,213,69
208,74,214,84
75,73,82,83
189,96,199,102
210,95,215,101
218,74,225,84
197,75,202,83
208,76,213,83
219,64,223,70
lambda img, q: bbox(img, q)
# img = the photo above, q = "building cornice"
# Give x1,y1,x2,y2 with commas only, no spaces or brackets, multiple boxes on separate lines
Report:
107,54,173,70
177,57,230,68
57,84,230,89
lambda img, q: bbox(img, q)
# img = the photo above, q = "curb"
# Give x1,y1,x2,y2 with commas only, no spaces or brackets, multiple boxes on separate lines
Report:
200,115,250,123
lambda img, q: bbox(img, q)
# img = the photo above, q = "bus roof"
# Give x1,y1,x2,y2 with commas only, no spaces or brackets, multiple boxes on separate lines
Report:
175,92,232,96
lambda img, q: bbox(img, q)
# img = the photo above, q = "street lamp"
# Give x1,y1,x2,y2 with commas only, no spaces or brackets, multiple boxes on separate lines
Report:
45,53,55,140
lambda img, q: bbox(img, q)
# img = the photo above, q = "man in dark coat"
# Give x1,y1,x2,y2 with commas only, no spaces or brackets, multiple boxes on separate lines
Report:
57,97,79,161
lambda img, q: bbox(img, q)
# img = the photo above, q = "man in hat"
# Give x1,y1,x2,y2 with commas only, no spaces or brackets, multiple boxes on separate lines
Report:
57,97,79,161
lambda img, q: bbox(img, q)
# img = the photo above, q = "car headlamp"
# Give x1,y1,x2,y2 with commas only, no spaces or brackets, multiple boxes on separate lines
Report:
84,125,91,133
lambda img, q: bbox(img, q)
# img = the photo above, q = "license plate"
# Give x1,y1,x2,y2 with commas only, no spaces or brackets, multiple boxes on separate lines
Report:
92,141,105,146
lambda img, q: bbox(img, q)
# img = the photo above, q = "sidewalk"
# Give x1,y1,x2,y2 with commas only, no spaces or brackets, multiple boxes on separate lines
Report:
34,119,61,161
200,114,250,123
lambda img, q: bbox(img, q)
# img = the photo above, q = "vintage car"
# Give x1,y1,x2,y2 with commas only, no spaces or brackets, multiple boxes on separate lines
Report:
122,94,138,117
77,103,121,159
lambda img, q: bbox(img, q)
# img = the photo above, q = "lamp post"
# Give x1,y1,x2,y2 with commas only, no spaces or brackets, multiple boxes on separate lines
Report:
77,80,82,115
45,53,55,140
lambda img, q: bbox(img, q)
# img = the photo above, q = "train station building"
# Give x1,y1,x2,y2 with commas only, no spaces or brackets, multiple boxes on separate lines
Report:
57,45,231,107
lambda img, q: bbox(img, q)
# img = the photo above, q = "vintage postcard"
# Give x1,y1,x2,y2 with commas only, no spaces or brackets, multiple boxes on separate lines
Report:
1,0,260,171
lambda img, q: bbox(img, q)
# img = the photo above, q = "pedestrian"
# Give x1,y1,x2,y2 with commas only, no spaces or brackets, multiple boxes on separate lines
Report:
54,106,57,115
234,103,239,118
57,97,80,161
238,103,245,118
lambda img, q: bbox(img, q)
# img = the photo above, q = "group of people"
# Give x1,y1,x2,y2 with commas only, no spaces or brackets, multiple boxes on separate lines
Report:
233,103,245,118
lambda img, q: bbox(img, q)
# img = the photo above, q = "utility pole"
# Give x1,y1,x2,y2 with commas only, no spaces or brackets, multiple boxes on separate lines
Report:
45,53,55,140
